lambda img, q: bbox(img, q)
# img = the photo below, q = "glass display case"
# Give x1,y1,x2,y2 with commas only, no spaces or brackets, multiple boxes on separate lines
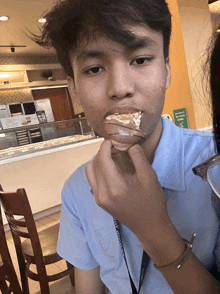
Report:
0,117,96,160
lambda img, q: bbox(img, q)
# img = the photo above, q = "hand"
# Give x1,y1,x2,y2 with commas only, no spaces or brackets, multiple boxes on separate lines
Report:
85,139,171,245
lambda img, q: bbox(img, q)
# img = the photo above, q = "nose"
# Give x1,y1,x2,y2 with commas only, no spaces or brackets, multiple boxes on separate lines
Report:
107,64,134,100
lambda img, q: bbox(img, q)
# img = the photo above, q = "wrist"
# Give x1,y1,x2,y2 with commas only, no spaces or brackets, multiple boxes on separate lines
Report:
140,221,186,267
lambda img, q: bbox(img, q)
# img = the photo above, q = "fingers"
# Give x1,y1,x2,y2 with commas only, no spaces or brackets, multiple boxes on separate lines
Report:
94,139,116,176
97,139,113,160
85,140,114,195
128,144,152,176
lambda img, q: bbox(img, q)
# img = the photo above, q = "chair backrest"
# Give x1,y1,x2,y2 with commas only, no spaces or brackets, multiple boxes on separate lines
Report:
0,195,23,294
0,188,48,291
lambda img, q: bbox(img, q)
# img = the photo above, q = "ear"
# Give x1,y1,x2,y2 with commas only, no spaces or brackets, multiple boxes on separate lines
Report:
67,76,81,105
165,57,171,90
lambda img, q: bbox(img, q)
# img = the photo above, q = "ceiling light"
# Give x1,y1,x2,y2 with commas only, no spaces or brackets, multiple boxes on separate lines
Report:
38,18,46,24
0,16,9,21
217,29,220,33
0,73,11,78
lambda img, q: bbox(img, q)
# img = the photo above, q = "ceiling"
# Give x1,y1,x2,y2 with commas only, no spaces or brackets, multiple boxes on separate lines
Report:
0,0,57,56
0,0,220,57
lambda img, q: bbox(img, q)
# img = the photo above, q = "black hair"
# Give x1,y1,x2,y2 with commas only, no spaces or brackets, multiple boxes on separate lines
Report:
205,28,220,153
210,31,220,153
31,0,172,79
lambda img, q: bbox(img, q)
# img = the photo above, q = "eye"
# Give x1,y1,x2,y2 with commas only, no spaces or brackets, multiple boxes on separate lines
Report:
84,66,104,75
132,57,153,65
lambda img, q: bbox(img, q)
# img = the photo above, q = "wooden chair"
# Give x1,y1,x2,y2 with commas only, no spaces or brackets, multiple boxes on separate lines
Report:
0,187,74,294
0,197,23,293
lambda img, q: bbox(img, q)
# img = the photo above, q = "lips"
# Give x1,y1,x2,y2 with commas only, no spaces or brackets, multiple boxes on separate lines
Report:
104,111,146,151
105,106,142,117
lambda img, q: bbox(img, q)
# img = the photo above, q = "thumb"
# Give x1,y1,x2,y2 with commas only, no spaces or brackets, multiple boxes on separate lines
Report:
128,144,152,176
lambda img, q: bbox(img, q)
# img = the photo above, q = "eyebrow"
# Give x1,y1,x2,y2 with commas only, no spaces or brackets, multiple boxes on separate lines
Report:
75,51,105,63
75,37,158,63
128,36,158,51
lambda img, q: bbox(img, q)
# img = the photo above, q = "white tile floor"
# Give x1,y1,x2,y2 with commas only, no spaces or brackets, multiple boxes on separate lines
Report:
5,211,76,294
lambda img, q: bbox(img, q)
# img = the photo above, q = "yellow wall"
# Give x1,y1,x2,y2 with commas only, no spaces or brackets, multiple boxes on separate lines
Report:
163,0,196,129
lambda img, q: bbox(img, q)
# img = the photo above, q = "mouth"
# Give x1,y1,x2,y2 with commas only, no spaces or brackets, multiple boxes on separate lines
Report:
105,106,142,118
103,110,146,151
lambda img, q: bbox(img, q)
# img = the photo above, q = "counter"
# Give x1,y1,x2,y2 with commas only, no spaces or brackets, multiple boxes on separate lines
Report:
1,136,104,225
0,133,97,164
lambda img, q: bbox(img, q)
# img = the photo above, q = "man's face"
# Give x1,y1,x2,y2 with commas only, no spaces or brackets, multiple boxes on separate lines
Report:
68,24,171,141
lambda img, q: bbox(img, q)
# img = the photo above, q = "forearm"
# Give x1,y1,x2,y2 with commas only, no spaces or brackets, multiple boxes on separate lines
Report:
75,282,106,294
74,266,107,294
140,222,220,294
158,250,220,294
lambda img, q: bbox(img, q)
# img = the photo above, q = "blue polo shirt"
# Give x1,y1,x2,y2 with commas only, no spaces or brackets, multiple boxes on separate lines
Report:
57,116,220,293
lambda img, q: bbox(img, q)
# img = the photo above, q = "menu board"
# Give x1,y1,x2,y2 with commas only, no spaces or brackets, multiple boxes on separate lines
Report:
1,114,39,129
34,99,54,122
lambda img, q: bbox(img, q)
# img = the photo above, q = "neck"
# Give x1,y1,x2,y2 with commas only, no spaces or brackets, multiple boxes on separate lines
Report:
140,118,163,165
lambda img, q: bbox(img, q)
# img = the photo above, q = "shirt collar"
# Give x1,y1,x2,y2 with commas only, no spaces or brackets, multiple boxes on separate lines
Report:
152,116,185,192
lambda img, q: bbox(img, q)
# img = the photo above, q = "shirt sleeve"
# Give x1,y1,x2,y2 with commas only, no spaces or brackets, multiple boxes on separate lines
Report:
57,180,99,270
211,191,220,274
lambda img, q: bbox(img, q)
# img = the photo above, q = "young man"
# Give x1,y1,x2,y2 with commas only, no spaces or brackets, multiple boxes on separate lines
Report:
35,0,220,293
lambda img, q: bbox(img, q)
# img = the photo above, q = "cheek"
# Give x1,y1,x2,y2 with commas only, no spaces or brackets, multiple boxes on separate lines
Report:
78,99,97,120
139,76,166,114
75,91,104,130
148,66,168,89
144,92,165,116
76,79,104,107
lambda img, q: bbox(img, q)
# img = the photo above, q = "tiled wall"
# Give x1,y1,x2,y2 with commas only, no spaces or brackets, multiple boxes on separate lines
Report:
0,88,33,104
0,54,59,65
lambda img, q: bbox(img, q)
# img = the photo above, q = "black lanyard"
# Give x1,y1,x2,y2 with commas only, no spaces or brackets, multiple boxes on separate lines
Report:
113,219,150,294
